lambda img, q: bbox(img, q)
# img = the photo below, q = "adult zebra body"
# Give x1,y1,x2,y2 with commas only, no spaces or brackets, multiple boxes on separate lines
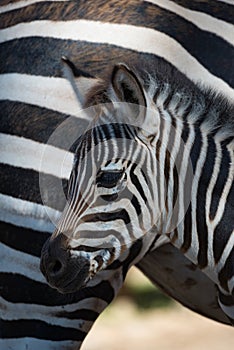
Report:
1,0,234,349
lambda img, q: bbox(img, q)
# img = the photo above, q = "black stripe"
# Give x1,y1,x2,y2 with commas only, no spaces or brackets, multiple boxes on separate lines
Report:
171,227,178,243
172,142,182,210
0,101,88,149
172,0,233,24
190,127,202,172
108,239,143,278
130,164,147,204
0,273,82,305
140,159,155,217
0,273,115,306
164,120,177,212
213,183,234,264
181,122,190,144
155,138,162,213
122,239,143,279
0,221,50,257
196,139,216,268
0,163,68,211
218,291,234,307
0,38,168,78
0,1,71,29
82,209,131,225
0,319,85,341
179,125,194,251
56,308,99,321
164,148,171,189
210,147,232,220
181,204,192,253
0,0,23,6
131,194,142,216
218,247,234,293
71,245,103,253
79,280,115,304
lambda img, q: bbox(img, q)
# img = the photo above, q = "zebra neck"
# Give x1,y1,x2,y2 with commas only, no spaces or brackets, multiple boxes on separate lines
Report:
165,117,233,285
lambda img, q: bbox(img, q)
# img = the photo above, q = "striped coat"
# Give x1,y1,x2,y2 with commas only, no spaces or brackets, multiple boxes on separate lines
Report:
1,1,233,349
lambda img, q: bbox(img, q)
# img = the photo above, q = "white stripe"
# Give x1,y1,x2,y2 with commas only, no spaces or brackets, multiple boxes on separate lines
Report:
0,193,60,232
0,73,91,118
206,141,222,268
0,339,80,350
1,242,45,283
0,0,69,14
187,133,208,265
0,296,93,331
212,143,234,227
165,119,183,232
158,117,171,225
217,0,234,5
0,20,233,100
176,126,195,244
228,275,234,295
218,230,234,283
148,0,234,46
0,133,73,178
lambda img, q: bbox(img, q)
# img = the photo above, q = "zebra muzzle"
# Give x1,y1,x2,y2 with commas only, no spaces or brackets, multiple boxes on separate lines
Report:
40,233,90,294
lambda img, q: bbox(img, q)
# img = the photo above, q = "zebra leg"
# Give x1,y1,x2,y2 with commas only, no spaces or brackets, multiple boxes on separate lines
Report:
218,289,234,326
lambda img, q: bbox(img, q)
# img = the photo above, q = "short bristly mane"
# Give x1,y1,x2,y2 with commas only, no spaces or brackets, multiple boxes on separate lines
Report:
85,62,234,140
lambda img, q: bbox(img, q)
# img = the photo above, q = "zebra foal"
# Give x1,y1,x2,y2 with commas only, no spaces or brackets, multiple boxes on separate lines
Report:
41,58,234,331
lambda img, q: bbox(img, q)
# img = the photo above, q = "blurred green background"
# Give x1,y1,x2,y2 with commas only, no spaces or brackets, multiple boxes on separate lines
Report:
118,267,173,311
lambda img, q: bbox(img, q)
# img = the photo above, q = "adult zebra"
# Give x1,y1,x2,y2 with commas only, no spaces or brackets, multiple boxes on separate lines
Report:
1,0,233,349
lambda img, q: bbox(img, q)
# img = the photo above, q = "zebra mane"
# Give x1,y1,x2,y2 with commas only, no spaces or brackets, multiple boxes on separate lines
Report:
84,61,234,140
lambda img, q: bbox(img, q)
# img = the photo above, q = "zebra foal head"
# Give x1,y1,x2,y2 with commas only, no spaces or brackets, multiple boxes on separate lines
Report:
40,62,182,293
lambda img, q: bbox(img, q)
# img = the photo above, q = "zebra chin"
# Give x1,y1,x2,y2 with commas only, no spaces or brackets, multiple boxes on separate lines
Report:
40,233,91,294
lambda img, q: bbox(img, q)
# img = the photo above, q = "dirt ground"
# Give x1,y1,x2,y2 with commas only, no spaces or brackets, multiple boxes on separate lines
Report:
83,300,234,350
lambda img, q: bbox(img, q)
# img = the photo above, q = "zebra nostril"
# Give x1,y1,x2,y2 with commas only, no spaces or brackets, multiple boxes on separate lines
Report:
49,259,63,276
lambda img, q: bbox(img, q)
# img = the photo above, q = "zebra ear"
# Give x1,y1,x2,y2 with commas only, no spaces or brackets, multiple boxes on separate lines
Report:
61,56,98,107
111,64,159,144
111,64,147,122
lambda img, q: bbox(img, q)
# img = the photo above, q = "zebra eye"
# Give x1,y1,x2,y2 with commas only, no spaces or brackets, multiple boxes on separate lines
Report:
96,170,124,188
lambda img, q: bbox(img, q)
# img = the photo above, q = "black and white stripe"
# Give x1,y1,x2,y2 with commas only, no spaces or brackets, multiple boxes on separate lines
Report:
1,0,233,349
